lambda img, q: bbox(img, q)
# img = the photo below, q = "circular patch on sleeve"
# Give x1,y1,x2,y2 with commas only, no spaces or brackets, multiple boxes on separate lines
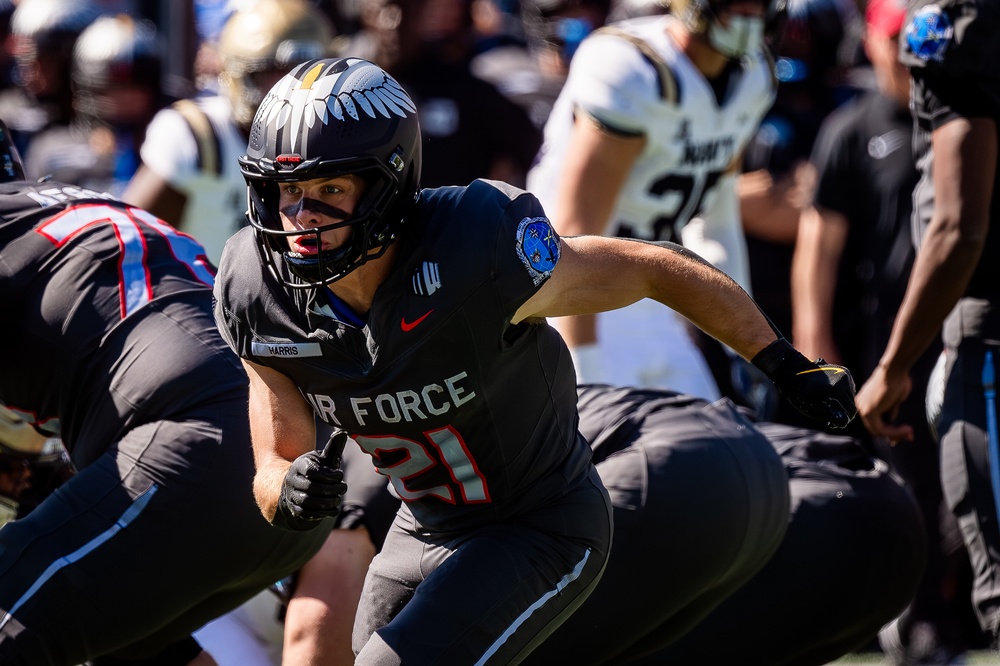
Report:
516,217,561,286
904,4,954,62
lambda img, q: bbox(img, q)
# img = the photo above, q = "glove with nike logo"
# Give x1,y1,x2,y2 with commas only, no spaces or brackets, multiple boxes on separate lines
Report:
272,430,349,532
752,338,857,429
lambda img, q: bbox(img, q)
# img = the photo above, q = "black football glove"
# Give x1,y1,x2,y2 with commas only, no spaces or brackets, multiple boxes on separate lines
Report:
272,430,349,532
752,338,857,429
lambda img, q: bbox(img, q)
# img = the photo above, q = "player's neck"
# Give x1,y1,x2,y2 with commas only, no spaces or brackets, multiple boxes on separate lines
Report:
325,242,399,317
667,21,730,81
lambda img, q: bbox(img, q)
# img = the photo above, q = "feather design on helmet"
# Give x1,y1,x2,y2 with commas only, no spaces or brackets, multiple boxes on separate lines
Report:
258,59,417,154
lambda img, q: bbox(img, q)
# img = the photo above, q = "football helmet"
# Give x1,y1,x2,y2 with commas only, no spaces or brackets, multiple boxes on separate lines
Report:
9,0,101,104
71,15,163,128
240,57,422,288
10,0,100,60
0,117,25,183
0,405,74,527
218,0,335,128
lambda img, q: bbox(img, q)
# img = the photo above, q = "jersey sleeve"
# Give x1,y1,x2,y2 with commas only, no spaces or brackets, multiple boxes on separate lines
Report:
213,227,268,360
139,107,201,187
471,180,562,317
563,32,663,135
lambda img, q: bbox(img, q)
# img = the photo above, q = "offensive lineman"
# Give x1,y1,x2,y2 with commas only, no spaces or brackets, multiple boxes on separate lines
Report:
213,56,856,664
527,0,778,398
0,119,330,665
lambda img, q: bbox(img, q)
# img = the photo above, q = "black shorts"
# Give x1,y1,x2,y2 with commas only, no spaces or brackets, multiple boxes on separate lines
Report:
353,466,613,665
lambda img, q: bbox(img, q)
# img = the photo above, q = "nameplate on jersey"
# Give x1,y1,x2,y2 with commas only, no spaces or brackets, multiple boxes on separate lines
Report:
251,341,322,358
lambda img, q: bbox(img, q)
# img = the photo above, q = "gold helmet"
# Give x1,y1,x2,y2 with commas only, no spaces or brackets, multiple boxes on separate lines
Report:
218,0,335,127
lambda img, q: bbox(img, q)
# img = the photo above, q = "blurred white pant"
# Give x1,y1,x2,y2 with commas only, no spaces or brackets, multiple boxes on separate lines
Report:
193,590,284,666
573,300,721,401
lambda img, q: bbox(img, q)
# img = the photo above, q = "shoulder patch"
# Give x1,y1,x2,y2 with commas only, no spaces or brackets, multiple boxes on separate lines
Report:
516,217,560,286
904,4,954,62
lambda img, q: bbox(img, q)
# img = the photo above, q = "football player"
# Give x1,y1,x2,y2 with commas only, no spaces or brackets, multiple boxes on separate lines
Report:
0,119,330,665
527,0,779,399
213,56,856,663
856,0,1000,649
122,0,335,265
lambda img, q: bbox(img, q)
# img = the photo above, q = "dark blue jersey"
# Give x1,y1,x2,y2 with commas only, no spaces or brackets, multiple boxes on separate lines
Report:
0,180,245,467
215,179,594,532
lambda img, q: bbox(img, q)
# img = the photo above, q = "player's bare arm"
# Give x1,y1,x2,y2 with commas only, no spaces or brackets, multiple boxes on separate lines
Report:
514,235,777,360
549,112,645,349
243,358,318,520
791,205,849,364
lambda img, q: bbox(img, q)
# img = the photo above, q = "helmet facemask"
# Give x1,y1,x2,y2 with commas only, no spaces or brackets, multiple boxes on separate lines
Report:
246,154,416,288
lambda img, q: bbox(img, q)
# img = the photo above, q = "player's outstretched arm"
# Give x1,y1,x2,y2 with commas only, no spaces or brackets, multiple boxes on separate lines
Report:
516,235,857,427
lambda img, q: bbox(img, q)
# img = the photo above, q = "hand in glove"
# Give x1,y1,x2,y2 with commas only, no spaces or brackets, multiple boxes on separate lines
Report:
272,430,349,532
752,338,857,429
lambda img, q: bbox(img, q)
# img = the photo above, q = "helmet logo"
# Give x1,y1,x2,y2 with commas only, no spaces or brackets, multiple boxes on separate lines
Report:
276,154,304,167
256,58,417,154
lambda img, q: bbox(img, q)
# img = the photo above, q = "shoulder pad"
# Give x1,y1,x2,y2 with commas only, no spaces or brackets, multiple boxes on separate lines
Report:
593,25,679,104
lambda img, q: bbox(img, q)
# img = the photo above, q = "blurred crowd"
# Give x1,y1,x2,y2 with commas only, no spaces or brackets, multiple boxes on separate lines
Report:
0,0,988,663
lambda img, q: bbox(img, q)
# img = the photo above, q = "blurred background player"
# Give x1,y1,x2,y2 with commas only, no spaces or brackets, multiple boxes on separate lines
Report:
527,0,778,400
856,0,1000,656
733,0,862,422
790,0,979,660
340,0,543,188
0,117,330,664
471,0,613,129
0,0,102,157
123,0,336,265
23,13,166,196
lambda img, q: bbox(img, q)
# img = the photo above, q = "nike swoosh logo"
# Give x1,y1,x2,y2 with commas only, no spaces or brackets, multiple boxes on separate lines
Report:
401,310,434,332
796,366,847,376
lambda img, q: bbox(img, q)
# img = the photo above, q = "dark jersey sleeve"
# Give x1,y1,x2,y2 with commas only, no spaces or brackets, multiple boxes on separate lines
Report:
473,179,562,318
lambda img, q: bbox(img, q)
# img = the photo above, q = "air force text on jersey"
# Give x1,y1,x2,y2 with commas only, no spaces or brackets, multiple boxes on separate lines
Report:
303,371,478,428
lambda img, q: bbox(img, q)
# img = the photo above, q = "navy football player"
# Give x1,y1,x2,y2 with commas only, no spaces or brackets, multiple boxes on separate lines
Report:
0,119,331,665
213,57,857,664
528,0,780,397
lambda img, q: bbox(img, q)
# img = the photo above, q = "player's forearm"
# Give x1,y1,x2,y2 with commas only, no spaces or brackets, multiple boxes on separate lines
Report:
790,208,842,360
253,457,291,522
639,241,778,360
879,224,982,375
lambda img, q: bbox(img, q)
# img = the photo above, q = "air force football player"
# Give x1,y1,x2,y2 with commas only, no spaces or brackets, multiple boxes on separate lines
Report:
213,57,857,664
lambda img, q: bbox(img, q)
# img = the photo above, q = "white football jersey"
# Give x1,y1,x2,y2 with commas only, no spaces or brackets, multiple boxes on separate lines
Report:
529,16,777,398
138,91,248,265
530,15,776,248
